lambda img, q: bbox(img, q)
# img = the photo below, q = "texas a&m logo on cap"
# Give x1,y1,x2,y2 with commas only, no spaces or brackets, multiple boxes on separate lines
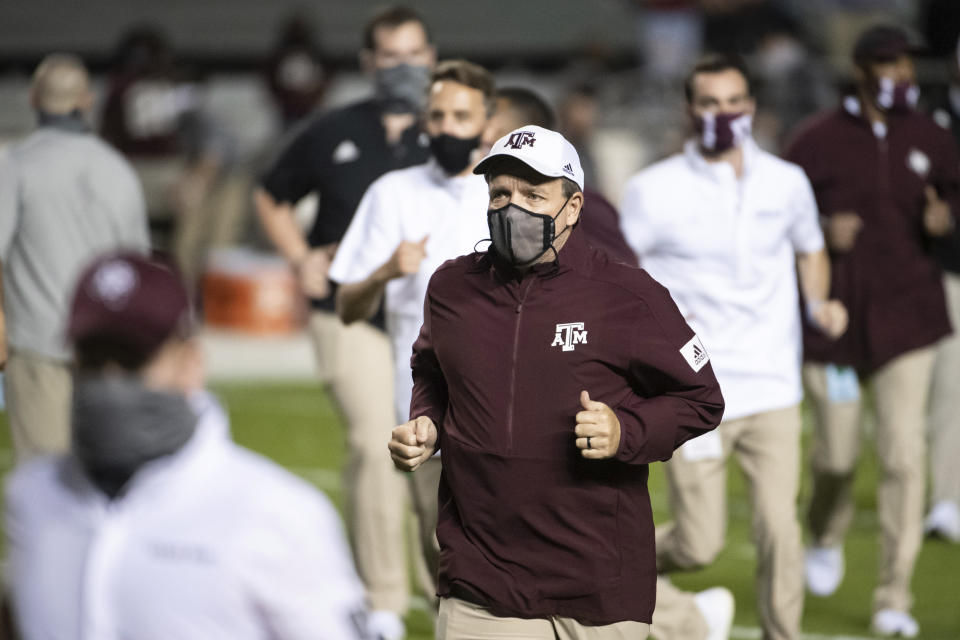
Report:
505,130,536,150
90,259,139,310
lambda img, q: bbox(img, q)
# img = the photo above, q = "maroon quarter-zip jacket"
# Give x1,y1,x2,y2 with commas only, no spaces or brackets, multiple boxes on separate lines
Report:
785,100,960,372
409,227,724,625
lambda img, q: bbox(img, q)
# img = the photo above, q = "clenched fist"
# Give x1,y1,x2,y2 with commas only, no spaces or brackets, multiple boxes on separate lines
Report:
384,235,429,280
574,390,621,460
296,245,336,298
388,415,437,471
808,299,848,340
825,211,863,253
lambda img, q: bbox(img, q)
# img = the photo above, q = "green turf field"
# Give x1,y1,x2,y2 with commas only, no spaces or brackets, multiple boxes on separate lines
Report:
4,381,958,638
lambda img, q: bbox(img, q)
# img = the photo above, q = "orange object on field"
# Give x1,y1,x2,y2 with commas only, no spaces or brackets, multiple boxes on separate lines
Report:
202,248,305,335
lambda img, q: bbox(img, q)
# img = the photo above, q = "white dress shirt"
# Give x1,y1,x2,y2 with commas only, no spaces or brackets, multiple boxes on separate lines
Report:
329,160,490,423
6,393,368,640
620,139,824,421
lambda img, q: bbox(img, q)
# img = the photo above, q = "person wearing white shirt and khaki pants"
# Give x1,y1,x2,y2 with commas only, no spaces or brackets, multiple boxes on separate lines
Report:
620,54,848,640
329,59,495,591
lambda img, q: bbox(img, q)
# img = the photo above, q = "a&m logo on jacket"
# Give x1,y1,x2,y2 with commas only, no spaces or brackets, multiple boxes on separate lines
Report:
552,322,588,352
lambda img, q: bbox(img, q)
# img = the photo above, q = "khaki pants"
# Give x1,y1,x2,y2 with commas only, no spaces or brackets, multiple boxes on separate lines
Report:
308,312,408,613
4,350,72,462
657,405,803,640
804,346,935,613
437,597,650,640
650,577,709,640
929,273,960,506
409,455,442,599
133,157,249,288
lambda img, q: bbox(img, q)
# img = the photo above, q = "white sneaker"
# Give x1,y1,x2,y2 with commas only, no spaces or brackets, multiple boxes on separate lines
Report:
693,587,735,640
924,500,960,543
367,609,405,640
871,609,919,638
805,545,844,596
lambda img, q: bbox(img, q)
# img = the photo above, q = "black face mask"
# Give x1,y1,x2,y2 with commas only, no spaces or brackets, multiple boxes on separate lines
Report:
429,133,480,175
72,375,198,499
487,196,572,266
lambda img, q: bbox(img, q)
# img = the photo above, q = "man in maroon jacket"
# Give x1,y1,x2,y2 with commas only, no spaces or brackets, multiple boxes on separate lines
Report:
389,125,725,639
785,25,960,638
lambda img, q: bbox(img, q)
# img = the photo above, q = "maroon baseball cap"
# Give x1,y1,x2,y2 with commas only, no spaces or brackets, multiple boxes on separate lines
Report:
853,25,923,64
67,251,192,360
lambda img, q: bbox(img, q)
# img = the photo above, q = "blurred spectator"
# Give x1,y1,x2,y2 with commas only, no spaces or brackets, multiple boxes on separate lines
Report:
487,87,638,266
621,52,846,640
785,25,960,638
632,0,703,80
922,39,960,543
5,252,369,640
100,25,236,288
265,15,330,129
254,6,435,639
0,53,148,462
700,0,796,56
752,25,836,150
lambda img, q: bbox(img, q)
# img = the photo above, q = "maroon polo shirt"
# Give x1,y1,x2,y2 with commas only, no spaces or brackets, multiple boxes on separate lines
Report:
784,100,960,373
409,228,724,625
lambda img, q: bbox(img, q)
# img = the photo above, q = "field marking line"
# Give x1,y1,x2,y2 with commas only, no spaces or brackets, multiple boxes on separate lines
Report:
732,626,879,640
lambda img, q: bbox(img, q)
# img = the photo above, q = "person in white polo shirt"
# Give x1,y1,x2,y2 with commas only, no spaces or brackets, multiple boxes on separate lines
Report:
5,252,369,640
328,59,493,592
620,54,848,640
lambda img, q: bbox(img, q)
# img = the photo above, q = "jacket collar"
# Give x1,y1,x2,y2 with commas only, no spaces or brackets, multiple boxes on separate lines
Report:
482,222,593,283
840,94,913,139
37,110,90,133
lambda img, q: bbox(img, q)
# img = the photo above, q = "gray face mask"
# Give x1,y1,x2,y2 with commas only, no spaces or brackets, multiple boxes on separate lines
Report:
374,63,430,114
487,197,572,266
72,375,197,498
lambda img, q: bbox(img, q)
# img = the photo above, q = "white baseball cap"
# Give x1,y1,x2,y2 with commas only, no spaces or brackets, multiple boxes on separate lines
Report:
473,125,585,191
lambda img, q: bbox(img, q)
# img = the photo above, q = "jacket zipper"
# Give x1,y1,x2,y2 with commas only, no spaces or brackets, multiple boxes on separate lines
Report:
877,134,889,196
505,278,535,452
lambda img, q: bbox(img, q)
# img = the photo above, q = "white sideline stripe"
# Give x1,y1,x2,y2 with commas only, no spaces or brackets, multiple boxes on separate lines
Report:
732,626,878,640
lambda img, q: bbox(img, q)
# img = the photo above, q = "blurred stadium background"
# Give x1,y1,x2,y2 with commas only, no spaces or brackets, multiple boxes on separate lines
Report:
2,0,960,638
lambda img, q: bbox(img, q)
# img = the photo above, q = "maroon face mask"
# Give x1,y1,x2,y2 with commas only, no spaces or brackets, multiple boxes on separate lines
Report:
875,76,919,113
694,111,753,153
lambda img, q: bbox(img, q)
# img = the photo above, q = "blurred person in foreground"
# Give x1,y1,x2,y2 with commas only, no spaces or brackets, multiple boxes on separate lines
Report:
785,25,960,637
921,35,960,544
621,53,847,640
255,6,435,637
489,83,735,640
483,87,638,266
390,125,725,638
0,53,148,462
5,252,368,639
328,59,494,592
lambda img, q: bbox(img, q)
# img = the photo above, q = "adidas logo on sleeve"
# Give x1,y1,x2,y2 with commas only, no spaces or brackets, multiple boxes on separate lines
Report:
680,335,710,372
